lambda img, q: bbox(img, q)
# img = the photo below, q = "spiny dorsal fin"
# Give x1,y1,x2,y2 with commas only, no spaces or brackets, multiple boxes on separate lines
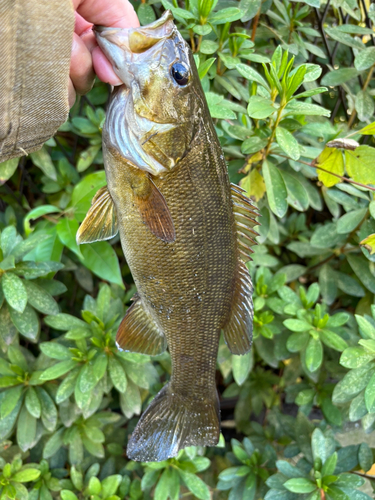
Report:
116,296,167,355
77,186,118,244
136,179,176,243
223,260,253,355
231,183,260,263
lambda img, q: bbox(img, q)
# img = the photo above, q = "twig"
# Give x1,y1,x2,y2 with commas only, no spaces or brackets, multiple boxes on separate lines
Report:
251,7,261,42
276,154,375,192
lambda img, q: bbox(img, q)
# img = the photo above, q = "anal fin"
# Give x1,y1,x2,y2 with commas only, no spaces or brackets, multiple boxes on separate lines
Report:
223,260,254,355
77,186,118,244
116,297,167,355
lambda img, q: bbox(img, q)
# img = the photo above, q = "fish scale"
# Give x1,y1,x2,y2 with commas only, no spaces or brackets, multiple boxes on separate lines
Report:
77,11,259,462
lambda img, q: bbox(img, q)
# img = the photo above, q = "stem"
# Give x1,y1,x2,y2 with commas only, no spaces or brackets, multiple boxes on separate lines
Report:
196,35,203,52
251,7,261,42
276,154,375,192
189,30,196,52
347,62,375,128
264,102,286,157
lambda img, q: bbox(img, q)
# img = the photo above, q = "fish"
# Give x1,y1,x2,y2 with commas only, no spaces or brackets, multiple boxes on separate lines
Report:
76,11,259,462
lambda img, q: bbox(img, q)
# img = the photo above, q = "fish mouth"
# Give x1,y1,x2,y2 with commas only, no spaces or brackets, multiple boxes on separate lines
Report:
94,10,175,77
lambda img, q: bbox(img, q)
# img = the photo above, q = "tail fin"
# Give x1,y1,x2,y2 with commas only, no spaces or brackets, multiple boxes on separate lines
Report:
127,383,220,462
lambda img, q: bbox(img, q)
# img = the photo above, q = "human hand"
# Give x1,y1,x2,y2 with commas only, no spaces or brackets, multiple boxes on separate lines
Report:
69,0,139,107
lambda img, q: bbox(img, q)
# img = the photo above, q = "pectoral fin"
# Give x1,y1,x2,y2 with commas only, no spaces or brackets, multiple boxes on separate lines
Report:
136,179,176,243
116,297,167,355
231,184,260,263
223,260,254,355
77,187,118,244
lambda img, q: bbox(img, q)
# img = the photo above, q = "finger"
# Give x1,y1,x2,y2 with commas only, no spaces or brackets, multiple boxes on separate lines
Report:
73,0,139,29
92,46,122,85
69,78,77,108
74,11,92,35
70,33,96,95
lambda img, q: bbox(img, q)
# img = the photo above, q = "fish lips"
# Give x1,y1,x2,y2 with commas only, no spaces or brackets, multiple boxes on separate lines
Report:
94,10,175,86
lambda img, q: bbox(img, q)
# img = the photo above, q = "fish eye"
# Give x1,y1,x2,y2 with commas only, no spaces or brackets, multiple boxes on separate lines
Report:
171,62,190,86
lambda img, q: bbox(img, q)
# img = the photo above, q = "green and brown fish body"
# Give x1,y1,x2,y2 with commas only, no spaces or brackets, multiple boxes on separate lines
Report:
77,11,259,462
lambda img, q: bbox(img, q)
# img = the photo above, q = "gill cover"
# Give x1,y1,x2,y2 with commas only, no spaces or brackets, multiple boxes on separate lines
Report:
94,11,197,176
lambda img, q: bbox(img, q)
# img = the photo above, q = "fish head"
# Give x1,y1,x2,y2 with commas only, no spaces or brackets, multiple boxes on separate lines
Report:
95,11,201,175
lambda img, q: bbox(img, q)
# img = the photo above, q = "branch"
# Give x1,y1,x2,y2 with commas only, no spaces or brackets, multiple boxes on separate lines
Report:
276,154,375,192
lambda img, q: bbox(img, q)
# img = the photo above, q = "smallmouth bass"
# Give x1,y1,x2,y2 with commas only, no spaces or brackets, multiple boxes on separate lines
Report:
77,11,259,462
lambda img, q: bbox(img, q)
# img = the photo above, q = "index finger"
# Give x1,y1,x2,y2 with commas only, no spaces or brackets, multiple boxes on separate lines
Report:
73,0,139,29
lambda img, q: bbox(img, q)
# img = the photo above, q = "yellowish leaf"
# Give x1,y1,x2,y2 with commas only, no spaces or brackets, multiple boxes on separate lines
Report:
316,147,344,187
345,146,375,184
359,120,375,135
360,233,375,255
241,168,266,201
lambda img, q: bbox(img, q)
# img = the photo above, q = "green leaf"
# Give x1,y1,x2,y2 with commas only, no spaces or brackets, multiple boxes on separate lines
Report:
40,360,77,381
285,101,330,117
40,342,71,360
2,273,27,313
70,171,107,222
345,146,375,185
282,171,309,212
178,470,210,500
109,356,127,393
36,387,57,432
284,319,311,332
60,491,79,500
154,469,170,500
332,364,375,403
79,242,123,288
0,158,19,184
25,387,41,419
198,58,216,79
1,385,23,418
358,442,373,473
12,468,41,482
209,7,243,24
44,313,86,330
321,452,337,477
355,90,374,122
247,96,275,119
241,136,268,154
347,254,375,294
359,121,375,135
262,160,288,218
276,127,300,160
364,372,375,413
355,46,375,71
324,27,364,49
337,208,367,234
236,63,269,89
340,347,374,369
305,337,323,372
17,404,36,451
56,218,83,259
283,478,317,493
240,0,261,22
232,351,252,386
56,368,80,403
9,304,39,341
24,205,61,235
43,428,64,458
23,280,59,315
319,264,337,305
321,68,360,86
30,147,57,181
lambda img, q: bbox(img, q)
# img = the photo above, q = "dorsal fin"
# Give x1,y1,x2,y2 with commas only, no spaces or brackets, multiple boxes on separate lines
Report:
76,186,118,244
223,260,254,355
231,184,260,263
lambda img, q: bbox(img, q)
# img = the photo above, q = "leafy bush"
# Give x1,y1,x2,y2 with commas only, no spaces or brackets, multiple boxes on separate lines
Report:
0,0,375,498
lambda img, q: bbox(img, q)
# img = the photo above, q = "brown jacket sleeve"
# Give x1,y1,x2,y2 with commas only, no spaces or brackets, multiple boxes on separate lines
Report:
0,0,75,162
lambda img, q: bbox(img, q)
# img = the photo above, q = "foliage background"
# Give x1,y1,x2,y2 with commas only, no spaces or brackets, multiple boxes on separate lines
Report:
0,0,375,498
